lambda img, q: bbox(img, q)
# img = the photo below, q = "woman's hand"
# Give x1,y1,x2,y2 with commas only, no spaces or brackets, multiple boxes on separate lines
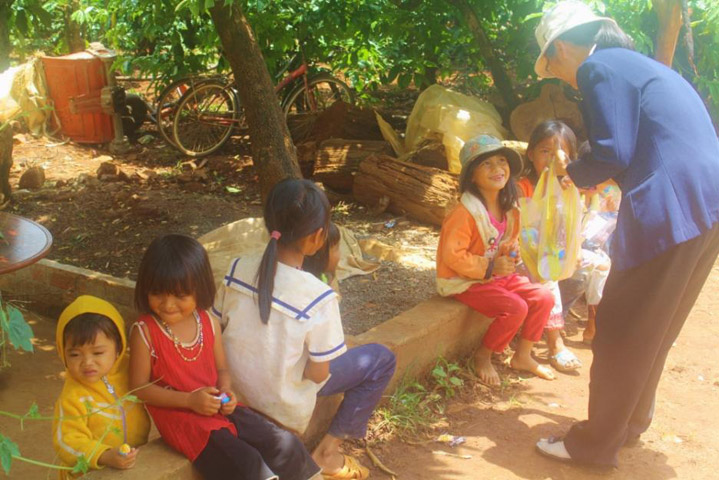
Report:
98,447,138,470
493,255,516,276
554,149,569,175
187,387,222,416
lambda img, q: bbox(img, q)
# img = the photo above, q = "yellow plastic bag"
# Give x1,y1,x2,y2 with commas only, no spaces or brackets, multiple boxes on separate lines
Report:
519,158,582,281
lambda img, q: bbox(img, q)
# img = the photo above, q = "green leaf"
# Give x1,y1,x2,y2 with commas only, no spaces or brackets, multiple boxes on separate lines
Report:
6,306,34,353
71,455,90,474
449,377,463,386
431,366,447,378
24,403,40,420
0,434,20,474
225,186,241,193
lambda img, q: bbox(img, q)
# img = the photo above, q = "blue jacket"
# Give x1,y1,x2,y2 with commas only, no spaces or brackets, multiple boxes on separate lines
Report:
567,48,719,271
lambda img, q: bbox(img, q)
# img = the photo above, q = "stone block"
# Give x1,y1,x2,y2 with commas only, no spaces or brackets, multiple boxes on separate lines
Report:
49,268,77,290
87,438,202,480
7,260,495,480
301,394,343,450
354,295,491,392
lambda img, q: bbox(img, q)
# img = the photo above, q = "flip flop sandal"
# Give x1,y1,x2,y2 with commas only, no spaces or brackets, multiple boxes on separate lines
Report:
322,455,370,480
550,349,582,372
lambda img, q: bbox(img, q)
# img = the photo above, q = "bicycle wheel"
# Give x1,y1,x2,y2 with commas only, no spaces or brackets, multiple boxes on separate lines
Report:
155,75,222,146
282,72,354,117
172,81,240,157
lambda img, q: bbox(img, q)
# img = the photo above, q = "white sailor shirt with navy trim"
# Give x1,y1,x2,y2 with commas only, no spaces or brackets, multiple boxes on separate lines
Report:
212,254,347,433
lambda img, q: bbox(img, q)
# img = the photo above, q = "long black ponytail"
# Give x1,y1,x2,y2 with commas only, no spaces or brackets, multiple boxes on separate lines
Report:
256,179,330,324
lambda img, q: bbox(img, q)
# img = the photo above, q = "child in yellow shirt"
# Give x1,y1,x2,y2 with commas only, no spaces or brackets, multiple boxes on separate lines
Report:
52,296,150,478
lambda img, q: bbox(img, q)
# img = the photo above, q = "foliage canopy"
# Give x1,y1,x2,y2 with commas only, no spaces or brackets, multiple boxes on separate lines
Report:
5,0,719,121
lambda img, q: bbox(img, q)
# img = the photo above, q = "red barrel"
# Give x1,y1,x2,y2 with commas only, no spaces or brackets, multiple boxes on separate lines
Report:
41,51,114,143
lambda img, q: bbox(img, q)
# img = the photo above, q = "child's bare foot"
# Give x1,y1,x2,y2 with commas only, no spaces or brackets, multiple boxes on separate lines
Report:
583,305,597,345
474,355,501,386
510,355,555,380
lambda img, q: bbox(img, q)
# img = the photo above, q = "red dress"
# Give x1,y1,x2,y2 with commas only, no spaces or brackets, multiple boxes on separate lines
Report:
138,310,236,461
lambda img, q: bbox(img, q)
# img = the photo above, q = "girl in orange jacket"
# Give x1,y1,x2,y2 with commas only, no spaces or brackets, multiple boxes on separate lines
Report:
436,135,555,386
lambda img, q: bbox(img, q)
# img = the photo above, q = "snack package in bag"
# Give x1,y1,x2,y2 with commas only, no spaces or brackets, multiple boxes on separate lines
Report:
519,158,582,281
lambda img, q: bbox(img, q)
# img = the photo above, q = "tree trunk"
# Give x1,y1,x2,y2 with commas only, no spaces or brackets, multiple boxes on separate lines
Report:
0,0,13,72
653,0,682,67
308,139,394,192
209,2,300,198
450,0,519,111
353,155,459,226
64,0,85,53
0,126,13,203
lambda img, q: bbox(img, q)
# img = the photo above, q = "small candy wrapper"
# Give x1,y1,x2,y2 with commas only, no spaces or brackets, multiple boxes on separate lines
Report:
436,434,466,447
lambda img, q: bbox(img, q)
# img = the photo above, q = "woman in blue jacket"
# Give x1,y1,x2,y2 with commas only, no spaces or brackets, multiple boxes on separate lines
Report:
532,0,719,470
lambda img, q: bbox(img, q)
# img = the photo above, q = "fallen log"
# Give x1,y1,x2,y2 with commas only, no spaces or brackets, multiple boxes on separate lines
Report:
353,154,459,226
307,101,384,143
312,139,394,192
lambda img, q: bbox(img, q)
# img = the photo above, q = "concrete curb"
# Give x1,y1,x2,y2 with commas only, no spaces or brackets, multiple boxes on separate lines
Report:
2,259,489,479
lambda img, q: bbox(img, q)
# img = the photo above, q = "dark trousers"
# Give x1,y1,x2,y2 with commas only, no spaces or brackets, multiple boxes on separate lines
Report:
193,407,320,480
318,344,396,439
564,223,719,467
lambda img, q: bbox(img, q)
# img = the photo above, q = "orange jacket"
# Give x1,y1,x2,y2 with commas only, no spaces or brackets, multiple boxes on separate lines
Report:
517,177,534,198
436,195,520,296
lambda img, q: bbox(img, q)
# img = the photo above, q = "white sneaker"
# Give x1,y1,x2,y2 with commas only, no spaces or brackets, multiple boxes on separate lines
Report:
536,437,572,461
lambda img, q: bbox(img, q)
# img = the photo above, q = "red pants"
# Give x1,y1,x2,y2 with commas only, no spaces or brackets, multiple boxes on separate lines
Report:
454,274,554,352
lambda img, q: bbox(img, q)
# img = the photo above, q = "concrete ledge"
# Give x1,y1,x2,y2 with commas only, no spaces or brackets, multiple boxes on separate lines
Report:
5,260,489,480
354,295,490,392
89,437,201,480
89,297,489,480
0,259,137,322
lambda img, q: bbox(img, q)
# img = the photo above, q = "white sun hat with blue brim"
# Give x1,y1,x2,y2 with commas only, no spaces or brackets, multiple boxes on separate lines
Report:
534,0,618,79
459,135,523,177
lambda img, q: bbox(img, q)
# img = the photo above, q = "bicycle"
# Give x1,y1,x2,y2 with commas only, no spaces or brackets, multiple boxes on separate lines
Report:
169,54,354,157
154,74,229,147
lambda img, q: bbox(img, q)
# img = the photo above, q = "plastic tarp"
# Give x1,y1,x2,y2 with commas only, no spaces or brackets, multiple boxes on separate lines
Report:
0,59,51,135
403,85,507,173
198,217,380,288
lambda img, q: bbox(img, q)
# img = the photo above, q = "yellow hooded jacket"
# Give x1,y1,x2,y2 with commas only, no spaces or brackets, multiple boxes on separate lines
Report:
52,296,150,477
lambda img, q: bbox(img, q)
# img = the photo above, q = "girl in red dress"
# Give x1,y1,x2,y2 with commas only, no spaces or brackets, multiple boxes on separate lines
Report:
129,234,320,480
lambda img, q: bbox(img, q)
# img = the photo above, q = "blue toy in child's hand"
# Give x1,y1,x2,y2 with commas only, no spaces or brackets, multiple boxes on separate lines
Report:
509,251,517,258
216,393,230,404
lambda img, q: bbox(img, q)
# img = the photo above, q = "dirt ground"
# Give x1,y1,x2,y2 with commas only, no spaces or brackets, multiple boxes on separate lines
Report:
361,259,719,480
7,133,437,335
2,260,718,478
4,101,718,479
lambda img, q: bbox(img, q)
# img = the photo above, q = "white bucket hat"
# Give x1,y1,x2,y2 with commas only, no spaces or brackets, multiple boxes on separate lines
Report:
534,0,617,78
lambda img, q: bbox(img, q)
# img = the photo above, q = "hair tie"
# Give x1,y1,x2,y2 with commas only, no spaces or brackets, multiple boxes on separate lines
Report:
270,230,282,240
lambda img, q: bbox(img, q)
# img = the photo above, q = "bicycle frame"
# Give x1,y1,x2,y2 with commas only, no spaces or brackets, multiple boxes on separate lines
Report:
274,63,317,110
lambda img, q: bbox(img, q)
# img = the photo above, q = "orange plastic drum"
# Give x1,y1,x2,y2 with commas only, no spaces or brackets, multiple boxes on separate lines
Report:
41,52,114,143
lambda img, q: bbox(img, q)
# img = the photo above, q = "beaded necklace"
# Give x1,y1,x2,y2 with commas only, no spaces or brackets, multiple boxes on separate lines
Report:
155,310,204,362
